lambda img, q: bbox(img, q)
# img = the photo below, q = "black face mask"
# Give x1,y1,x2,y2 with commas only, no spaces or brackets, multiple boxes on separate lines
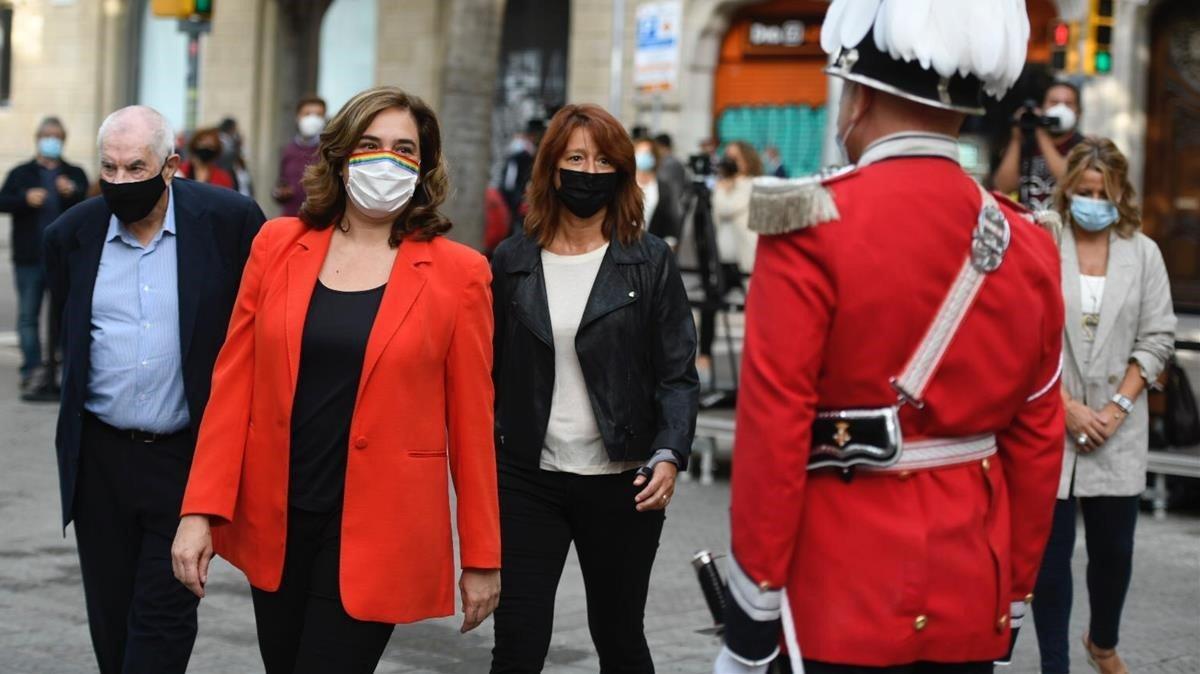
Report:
717,156,739,178
100,169,168,224
555,168,618,219
193,146,219,163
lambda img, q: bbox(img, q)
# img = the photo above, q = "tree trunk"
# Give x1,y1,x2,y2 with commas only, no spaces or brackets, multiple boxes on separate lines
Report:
273,0,333,155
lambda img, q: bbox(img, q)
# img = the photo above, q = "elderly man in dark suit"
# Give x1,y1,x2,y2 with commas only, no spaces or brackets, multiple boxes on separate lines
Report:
43,105,265,674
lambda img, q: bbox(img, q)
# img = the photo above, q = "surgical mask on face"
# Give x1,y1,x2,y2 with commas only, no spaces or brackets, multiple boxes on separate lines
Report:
100,165,168,224
38,137,63,160
556,168,618,218
1045,103,1078,134
835,117,858,164
192,146,219,163
1070,195,1119,232
345,150,420,218
298,114,325,139
635,151,656,172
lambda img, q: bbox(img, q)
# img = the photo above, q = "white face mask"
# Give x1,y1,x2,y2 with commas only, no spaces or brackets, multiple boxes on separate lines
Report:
298,114,326,138
835,84,862,164
835,117,859,165
1045,103,1077,134
345,150,420,219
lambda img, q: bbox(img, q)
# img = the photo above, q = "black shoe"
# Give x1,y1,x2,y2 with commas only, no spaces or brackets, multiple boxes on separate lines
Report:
21,383,60,403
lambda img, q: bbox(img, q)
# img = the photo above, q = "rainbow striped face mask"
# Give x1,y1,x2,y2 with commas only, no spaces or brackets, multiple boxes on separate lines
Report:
346,150,420,218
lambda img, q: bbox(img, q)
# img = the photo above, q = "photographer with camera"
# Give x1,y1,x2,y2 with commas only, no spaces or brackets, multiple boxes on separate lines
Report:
993,81,1083,211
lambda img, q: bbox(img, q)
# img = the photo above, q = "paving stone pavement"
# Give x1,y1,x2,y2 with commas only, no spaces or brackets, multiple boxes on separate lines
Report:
0,267,1196,671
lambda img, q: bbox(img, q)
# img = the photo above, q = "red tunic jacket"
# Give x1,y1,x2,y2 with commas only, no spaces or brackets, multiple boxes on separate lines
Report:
730,146,1065,666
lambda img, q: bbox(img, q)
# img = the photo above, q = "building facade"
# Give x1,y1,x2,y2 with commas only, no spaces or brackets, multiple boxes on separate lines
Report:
0,0,1194,283
0,0,503,246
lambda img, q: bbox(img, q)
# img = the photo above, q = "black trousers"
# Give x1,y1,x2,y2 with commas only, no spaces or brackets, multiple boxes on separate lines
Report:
798,661,992,673
490,463,666,674
1032,495,1139,674
73,414,200,674
250,506,395,674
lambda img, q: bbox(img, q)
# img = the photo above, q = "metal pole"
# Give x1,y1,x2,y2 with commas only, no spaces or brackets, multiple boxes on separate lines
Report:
610,0,626,115
186,30,200,131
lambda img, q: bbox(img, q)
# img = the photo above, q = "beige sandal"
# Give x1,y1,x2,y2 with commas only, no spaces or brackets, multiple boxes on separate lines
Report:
1083,633,1129,674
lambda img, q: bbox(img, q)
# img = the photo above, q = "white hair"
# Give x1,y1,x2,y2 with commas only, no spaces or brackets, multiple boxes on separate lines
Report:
96,106,175,162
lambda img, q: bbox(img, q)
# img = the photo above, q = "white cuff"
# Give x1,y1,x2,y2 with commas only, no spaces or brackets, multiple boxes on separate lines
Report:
727,556,782,622
714,645,775,673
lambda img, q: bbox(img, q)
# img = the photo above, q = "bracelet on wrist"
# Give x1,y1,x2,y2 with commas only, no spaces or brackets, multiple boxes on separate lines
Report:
1110,393,1134,415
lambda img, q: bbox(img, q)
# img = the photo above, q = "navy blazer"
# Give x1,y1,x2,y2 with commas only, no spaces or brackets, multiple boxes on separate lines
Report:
43,178,266,527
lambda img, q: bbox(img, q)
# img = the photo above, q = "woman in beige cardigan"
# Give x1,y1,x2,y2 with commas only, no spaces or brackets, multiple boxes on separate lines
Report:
1032,137,1176,674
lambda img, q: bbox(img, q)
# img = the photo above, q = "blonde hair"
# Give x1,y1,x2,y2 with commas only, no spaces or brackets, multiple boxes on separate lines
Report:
1053,137,1140,238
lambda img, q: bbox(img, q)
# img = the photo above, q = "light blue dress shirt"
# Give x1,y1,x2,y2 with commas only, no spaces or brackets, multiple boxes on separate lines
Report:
86,186,190,434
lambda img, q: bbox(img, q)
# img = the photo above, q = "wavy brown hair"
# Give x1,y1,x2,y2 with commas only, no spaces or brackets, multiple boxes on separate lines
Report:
299,86,451,244
525,104,644,247
726,140,764,177
1053,137,1140,238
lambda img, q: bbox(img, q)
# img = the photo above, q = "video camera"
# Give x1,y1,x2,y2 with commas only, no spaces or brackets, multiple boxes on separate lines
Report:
1017,99,1064,133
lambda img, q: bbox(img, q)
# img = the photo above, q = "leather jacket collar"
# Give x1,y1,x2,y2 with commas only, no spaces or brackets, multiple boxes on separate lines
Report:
504,232,648,273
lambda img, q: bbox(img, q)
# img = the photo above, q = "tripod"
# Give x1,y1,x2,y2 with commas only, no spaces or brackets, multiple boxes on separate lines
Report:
685,178,742,409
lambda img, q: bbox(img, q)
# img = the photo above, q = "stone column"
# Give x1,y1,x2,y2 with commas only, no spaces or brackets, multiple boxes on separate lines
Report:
437,0,505,248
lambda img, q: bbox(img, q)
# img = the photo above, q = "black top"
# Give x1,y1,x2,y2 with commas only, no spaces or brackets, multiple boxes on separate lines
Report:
290,280,386,512
0,158,89,264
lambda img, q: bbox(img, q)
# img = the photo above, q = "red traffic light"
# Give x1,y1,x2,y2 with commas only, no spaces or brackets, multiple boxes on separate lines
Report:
1053,22,1070,47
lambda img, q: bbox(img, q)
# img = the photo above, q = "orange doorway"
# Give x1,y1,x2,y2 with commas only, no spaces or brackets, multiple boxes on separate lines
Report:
712,0,830,176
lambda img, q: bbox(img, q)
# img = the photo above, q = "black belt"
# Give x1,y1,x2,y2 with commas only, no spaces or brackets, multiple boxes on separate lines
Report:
84,412,189,444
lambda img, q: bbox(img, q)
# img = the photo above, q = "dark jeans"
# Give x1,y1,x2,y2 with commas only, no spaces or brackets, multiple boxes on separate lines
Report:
1032,496,1139,674
74,414,200,674
250,507,395,674
698,263,744,358
490,463,666,674
799,661,992,673
14,263,44,378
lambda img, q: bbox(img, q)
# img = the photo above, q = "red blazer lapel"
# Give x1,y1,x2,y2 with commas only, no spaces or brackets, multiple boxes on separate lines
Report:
285,227,333,391
355,238,431,406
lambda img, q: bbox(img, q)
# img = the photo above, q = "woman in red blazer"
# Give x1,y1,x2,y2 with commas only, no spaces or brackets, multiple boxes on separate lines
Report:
170,87,500,673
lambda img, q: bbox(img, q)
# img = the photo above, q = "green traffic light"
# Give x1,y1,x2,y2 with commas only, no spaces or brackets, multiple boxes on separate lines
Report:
195,0,212,13
1095,51,1112,73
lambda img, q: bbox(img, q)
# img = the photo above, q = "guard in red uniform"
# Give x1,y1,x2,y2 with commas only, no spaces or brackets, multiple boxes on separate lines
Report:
714,2,1065,673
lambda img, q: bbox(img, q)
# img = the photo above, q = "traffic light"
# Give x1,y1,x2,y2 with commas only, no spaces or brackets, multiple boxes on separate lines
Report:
151,0,213,20
1049,20,1076,72
1085,0,1115,75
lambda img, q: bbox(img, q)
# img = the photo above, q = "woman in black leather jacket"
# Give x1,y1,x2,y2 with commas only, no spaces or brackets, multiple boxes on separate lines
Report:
488,104,699,674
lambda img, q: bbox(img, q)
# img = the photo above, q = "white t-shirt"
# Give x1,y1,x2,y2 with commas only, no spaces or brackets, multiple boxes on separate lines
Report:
641,178,660,225
539,244,641,475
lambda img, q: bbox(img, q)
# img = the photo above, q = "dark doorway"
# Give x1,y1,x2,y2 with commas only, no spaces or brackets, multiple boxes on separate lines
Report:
491,0,569,184
1144,0,1200,311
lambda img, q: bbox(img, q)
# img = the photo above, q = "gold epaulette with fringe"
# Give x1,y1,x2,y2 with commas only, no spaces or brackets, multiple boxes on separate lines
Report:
748,166,854,235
